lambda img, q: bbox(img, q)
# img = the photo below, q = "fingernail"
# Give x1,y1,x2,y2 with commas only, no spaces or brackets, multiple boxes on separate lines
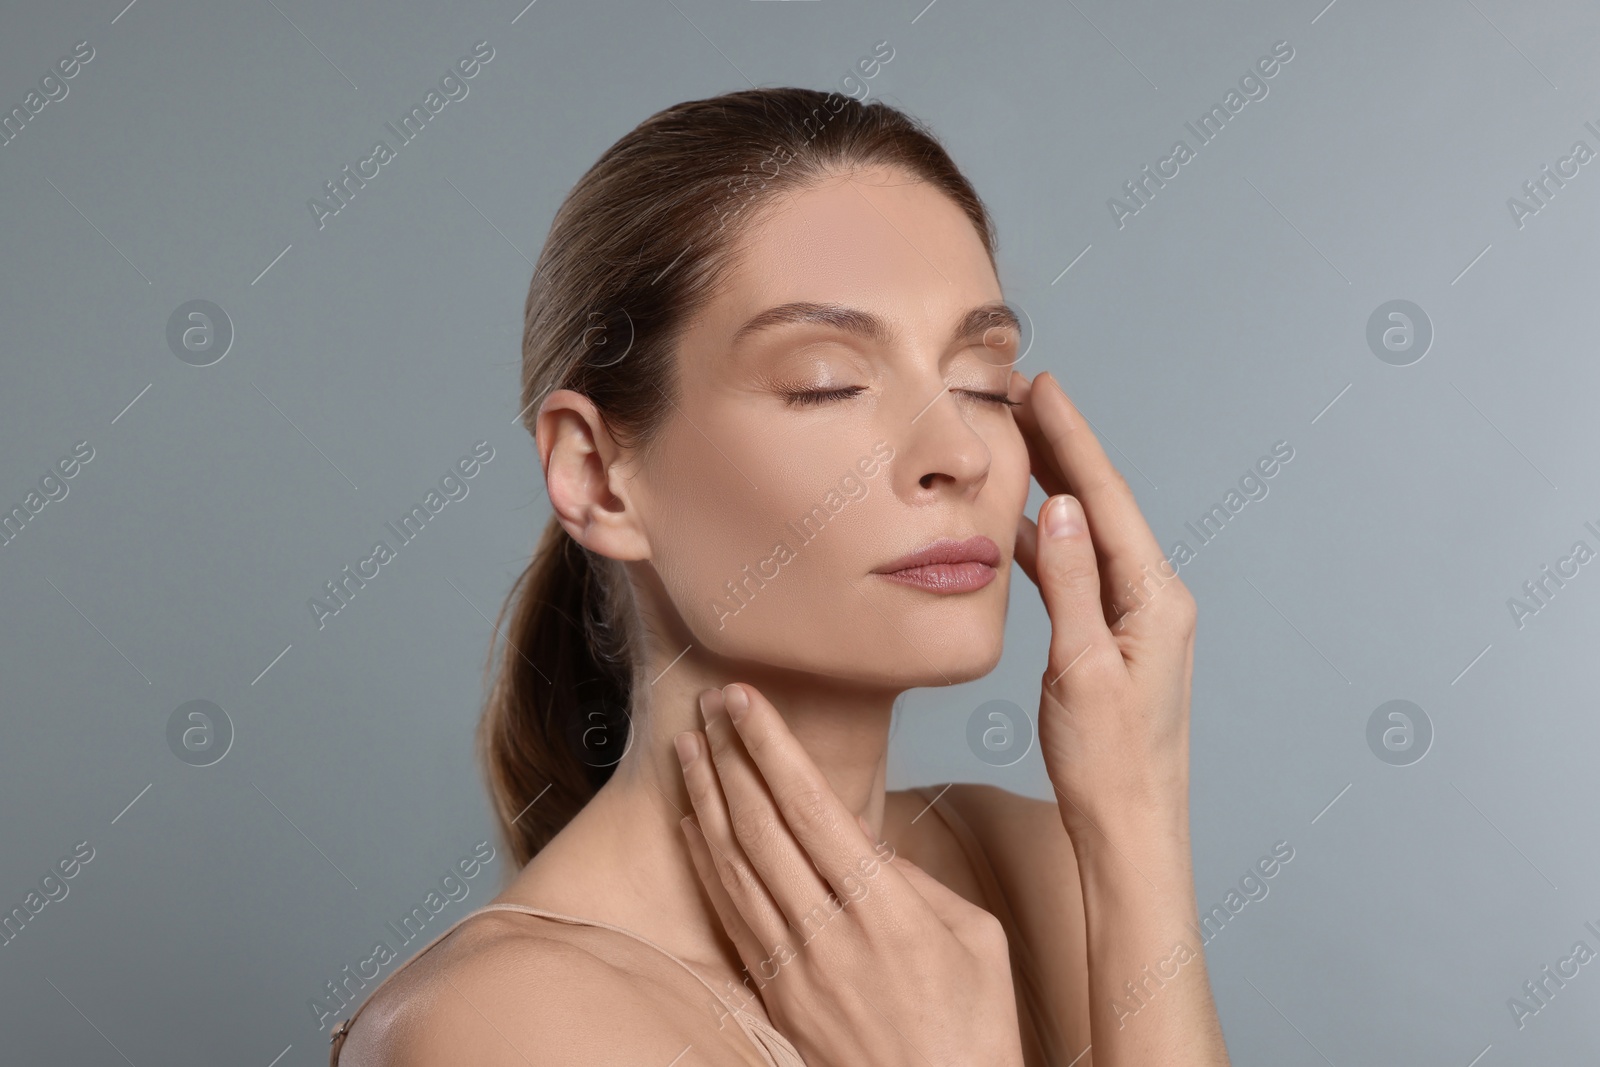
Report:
674,731,699,768
698,688,722,725
722,684,750,723
1046,495,1084,538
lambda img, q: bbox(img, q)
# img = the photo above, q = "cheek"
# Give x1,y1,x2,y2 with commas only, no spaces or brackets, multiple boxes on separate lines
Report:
641,414,885,653
994,422,1032,523
642,424,763,593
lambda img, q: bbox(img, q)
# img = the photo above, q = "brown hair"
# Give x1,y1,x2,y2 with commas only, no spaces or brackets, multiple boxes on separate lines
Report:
479,86,999,869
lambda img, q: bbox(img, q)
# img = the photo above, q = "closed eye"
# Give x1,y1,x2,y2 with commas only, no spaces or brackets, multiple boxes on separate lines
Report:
781,386,1018,408
782,386,866,407
957,389,1020,408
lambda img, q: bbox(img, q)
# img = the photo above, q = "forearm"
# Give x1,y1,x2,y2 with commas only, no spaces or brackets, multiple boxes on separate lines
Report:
1067,807,1230,1067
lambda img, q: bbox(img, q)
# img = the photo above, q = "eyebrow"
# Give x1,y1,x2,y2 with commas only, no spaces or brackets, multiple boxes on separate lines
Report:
730,300,1021,349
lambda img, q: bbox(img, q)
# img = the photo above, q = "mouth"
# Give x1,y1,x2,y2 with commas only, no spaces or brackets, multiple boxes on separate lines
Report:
870,535,1001,593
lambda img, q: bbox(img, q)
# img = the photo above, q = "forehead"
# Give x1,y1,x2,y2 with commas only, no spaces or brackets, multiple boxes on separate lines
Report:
694,168,1000,345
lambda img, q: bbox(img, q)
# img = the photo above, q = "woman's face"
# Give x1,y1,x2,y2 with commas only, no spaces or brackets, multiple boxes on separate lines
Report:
630,165,1030,689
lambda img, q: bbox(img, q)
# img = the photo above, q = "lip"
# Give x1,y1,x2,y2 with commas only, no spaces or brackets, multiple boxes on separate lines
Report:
871,535,1001,593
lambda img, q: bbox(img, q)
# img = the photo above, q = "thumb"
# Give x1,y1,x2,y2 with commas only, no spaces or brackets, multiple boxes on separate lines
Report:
1035,495,1119,692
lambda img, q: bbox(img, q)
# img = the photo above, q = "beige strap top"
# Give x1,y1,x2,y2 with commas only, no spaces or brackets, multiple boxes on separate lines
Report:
330,787,1065,1067
327,901,804,1067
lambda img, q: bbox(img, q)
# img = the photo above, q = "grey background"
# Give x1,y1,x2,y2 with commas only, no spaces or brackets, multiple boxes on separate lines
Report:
2,0,1597,1063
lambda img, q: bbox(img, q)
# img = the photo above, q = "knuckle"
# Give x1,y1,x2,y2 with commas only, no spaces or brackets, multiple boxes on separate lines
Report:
962,908,1009,956
1170,584,1198,628
1092,466,1131,497
724,855,766,900
1146,578,1196,631
703,722,738,762
795,899,835,942
1047,638,1115,683
780,787,835,839
739,720,773,761
1042,550,1099,590
729,803,780,859
865,910,918,954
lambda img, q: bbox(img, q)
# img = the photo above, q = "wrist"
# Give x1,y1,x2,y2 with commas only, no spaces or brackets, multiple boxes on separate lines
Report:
1045,747,1190,837
1057,795,1192,867
1054,774,1189,836
1071,809,1199,924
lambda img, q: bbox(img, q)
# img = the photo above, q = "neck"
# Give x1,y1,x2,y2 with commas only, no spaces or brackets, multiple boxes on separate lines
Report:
516,646,903,979
620,652,900,831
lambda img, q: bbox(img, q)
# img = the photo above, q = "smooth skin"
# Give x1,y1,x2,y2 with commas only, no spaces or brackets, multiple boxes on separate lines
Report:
675,371,1227,1067
340,166,1229,1066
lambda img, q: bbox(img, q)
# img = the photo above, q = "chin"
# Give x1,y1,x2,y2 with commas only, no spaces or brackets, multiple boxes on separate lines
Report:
853,620,1006,689
721,612,1004,691
686,571,1010,683
859,653,1002,692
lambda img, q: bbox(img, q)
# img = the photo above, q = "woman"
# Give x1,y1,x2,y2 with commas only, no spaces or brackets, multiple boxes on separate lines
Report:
331,86,1229,1066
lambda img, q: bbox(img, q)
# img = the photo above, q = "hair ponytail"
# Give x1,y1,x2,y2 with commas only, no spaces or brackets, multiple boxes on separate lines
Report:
478,86,998,870
479,516,636,868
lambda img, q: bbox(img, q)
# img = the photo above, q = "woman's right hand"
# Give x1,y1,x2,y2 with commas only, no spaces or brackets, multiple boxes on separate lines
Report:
676,682,1026,1067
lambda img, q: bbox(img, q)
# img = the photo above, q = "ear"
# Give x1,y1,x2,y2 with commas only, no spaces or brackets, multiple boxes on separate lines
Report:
535,388,651,561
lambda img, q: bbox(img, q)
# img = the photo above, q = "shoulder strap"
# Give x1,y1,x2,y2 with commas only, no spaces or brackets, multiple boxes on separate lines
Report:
329,902,798,1067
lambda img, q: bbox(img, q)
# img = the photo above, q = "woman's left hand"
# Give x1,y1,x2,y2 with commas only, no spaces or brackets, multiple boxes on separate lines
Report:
1009,369,1197,843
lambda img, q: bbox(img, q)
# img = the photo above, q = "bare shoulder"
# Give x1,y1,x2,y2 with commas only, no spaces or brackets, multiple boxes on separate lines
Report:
922,784,1091,1060
881,784,1079,907
934,783,1085,920
941,783,1078,874
937,782,1062,826
335,911,744,1067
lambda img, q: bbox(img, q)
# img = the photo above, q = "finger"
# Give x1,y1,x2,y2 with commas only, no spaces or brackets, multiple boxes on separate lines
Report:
677,722,795,954
1014,513,1039,588
699,687,853,936
678,799,773,991
1020,506,1125,627
1020,373,1178,627
1012,379,1070,500
678,731,769,968
1035,494,1124,692
1007,369,1032,407
714,683,924,924
1014,387,1117,626
841,814,964,926
1010,372,1077,504
849,818,987,947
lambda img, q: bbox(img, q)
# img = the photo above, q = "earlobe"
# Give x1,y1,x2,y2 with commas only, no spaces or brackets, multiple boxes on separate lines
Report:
536,389,651,561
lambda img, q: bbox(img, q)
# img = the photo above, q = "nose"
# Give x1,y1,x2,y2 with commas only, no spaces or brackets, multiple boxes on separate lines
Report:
890,380,992,501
